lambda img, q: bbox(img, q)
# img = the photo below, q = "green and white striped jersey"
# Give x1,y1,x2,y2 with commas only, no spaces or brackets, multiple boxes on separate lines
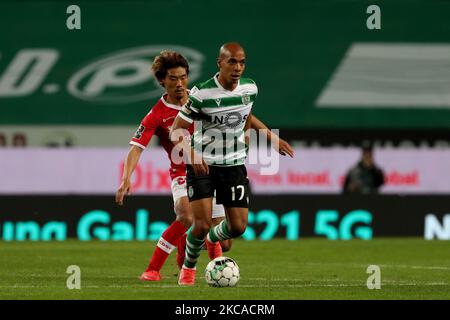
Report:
179,73,257,166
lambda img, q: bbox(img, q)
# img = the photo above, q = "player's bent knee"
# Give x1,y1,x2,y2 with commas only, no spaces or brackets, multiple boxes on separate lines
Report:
229,224,246,238
193,220,212,238
176,213,193,228
174,197,193,227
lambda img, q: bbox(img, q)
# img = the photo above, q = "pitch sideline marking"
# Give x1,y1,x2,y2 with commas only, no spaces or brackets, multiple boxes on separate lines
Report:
303,263,450,271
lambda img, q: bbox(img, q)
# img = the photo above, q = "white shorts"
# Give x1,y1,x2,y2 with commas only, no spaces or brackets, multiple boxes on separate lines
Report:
171,176,225,219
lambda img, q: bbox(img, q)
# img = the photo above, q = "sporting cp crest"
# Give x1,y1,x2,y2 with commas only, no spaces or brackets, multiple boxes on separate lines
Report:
242,94,251,105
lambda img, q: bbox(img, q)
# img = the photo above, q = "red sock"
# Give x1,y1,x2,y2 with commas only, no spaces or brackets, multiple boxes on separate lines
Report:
176,233,187,269
146,220,187,272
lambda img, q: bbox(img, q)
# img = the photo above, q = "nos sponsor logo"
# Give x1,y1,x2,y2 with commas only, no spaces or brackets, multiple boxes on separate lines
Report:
0,45,204,104
213,112,249,128
424,214,450,240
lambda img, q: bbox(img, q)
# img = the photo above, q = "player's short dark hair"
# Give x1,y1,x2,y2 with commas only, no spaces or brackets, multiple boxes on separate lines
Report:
152,51,189,87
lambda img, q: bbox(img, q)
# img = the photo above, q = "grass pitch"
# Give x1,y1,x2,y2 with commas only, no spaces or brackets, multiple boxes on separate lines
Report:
0,239,449,300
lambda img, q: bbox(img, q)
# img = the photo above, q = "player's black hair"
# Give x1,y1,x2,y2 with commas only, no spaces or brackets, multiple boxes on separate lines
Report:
152,50,190,87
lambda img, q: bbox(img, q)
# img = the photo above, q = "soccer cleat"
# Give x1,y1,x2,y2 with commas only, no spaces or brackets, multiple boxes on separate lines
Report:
139,270,161,281
178,266,196,286
205,239,223,260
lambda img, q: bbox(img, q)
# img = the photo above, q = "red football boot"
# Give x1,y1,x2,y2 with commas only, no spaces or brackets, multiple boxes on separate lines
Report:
178,266,196,286
139,270,161,281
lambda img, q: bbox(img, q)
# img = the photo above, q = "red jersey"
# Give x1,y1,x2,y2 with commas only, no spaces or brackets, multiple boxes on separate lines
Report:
130,94,193,180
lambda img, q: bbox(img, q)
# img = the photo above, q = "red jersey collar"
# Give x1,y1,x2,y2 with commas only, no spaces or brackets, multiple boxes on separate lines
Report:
160,94,185,110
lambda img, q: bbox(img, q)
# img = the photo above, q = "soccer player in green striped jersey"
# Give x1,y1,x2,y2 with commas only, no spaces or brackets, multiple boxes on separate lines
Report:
170,43,290,286
178,65,257,167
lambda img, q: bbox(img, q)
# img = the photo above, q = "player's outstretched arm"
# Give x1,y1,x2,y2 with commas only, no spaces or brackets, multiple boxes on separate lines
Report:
249,115,294,158
115,145,143,205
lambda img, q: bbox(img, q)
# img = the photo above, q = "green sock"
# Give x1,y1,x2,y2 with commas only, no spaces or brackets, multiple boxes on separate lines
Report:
208,220,233,243
184,230,205,269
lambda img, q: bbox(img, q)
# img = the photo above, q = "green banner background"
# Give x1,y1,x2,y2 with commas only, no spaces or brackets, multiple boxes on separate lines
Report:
1,0,449,128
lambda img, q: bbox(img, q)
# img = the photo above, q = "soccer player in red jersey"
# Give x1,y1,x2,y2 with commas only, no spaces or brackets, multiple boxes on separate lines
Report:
115,50,293,282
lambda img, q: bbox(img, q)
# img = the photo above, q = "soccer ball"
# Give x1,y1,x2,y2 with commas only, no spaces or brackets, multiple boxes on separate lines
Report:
205,256,240,287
